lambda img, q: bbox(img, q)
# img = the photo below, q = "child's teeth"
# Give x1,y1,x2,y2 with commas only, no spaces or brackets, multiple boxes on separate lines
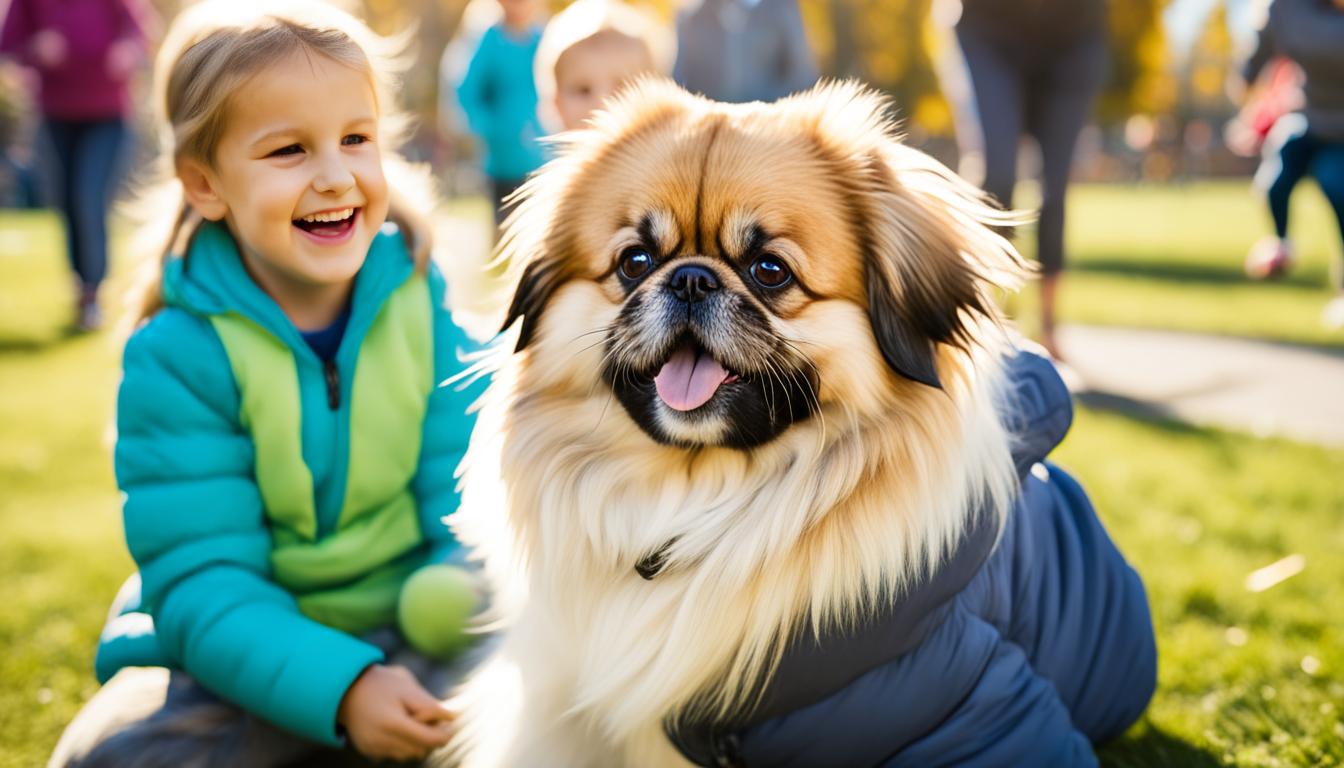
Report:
300,208,354,223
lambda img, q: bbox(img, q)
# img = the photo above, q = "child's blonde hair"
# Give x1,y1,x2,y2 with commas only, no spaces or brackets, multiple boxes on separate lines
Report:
128,0,435,324
533,0,674,130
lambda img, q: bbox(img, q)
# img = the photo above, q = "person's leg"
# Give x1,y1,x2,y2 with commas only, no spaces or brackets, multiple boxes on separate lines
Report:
39,120,82,288
1247,117,1315,279
1310,140,1344,327
952,27,1024,211
1257,115,1314,240
1025,39,1106,359
67,119,132,329
51,669,351,768
1309,140,1344,255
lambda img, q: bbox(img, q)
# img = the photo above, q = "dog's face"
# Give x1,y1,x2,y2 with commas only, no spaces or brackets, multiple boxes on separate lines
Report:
499,81,1024,450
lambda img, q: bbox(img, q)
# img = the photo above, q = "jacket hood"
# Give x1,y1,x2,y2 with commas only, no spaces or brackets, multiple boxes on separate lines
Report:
1000,349,1075,477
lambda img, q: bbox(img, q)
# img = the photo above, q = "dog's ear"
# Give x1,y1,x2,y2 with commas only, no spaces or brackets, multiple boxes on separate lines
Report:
494,154,581,352
501,256,569,351
864,256,964,389
788,82,1029,387
858,119,1028,388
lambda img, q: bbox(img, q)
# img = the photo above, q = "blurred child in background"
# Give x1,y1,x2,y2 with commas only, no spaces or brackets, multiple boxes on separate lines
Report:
454,0,547,223
534,0,674,133
49,2,485,764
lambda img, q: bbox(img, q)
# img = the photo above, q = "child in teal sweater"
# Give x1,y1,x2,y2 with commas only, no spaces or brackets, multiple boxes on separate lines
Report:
453,0,547,222
51,2,486,765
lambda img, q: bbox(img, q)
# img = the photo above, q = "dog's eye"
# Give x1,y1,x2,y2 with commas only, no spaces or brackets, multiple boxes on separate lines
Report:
750,255,792,289
618,247,654,280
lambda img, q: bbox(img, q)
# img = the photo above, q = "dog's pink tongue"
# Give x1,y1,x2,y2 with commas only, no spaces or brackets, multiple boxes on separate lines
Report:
654,344,729,411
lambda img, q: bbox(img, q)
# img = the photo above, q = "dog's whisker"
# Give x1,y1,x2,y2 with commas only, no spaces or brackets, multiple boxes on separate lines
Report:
569,325,618,347
588,389,616,438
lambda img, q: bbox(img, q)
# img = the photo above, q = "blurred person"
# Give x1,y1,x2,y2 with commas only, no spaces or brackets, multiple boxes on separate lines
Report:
1238,0,1344,329
935,0,1109,360
438,0,501,191
534,0,675,133
47,2,487,765
454,0,547,223
672,0,816,104
0,0,154,331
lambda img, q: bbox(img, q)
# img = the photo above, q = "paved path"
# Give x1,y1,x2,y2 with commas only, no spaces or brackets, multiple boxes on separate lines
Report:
1058,325,1344,448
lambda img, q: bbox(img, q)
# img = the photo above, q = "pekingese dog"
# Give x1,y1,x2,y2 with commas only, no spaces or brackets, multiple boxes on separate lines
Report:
443,80,1155,767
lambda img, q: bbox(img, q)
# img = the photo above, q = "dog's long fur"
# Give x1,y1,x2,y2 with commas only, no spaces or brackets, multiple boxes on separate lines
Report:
445,81,1031,767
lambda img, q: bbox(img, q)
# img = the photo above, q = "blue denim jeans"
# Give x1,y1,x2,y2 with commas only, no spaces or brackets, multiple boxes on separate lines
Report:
1258,116,1344,246
40,118,131,291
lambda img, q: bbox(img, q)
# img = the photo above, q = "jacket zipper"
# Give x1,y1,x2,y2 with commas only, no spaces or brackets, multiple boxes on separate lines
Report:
323,359,340,410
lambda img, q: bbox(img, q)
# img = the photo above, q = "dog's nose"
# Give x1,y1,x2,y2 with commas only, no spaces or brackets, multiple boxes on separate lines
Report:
668,264,720,304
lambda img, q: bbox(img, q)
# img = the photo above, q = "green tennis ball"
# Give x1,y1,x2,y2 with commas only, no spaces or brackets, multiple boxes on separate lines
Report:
397,564,481,661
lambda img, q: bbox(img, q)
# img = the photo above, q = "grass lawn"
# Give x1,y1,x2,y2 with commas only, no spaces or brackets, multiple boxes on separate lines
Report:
2,182,1343,767
1011,180,1343,348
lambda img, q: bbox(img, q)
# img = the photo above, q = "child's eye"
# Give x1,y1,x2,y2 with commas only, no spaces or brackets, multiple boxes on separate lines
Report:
342,134,371,146
268,144,303,157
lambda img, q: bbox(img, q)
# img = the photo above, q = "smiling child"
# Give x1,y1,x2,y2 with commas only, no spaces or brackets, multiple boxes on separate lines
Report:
48,2,486,765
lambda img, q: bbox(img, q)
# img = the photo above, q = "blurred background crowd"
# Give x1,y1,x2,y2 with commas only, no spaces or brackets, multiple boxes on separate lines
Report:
2,0,1341,343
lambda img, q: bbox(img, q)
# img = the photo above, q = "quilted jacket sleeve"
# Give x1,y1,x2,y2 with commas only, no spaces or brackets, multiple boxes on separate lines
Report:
735,603,1097,768
411,263,486,562
114,310,382,746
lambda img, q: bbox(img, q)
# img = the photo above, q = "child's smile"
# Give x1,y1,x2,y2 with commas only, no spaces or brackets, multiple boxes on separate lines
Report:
294,206,360,243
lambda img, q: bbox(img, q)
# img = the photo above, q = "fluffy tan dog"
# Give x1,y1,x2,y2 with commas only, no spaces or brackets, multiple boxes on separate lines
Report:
446,80,1035,766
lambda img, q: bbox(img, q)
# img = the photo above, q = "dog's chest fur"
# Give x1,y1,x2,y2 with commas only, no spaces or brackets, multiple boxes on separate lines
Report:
447,347,1017,767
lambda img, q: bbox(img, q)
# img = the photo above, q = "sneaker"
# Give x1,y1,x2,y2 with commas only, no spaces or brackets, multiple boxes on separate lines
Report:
1245,237,1294,280
1324,296,1344,330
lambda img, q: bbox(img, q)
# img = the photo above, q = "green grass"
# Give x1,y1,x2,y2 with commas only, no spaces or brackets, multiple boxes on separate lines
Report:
0,212,132,768
2,183,1344,767
1062,409,1344,767
1010,181,1343,348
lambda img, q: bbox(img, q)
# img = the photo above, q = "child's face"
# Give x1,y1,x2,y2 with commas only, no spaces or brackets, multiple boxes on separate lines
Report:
554,34,654,132
182,51,389,301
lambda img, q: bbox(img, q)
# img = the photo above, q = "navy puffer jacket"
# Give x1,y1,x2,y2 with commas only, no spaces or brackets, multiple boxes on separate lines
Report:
671,351,1157,767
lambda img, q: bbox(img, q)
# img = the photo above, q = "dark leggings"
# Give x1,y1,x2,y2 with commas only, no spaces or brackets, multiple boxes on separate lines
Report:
40,118,131,291
1259,119,1344,246
490,176,526,226
954,29,1107,276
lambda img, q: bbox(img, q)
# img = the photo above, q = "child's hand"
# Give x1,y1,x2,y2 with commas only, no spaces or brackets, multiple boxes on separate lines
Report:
338,664,456,762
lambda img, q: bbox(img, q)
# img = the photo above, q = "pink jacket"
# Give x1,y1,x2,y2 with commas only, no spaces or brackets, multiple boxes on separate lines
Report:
0,0,152,120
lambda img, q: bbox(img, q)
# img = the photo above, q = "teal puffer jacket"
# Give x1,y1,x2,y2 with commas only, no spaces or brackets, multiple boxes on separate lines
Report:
95,221,485,745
